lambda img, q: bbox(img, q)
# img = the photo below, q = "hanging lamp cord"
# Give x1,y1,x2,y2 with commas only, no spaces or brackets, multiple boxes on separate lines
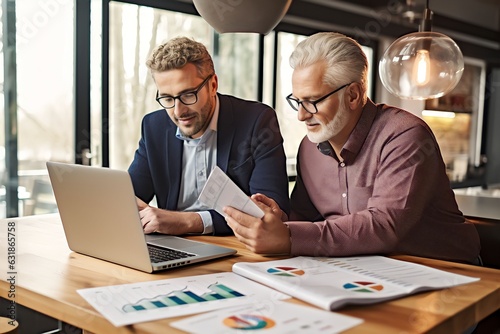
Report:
420,0,433,32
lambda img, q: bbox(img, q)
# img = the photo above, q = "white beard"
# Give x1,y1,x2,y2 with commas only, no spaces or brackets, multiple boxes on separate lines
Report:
306,102,350,143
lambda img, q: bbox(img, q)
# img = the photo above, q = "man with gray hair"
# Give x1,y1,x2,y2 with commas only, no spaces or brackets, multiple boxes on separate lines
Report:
129,36,289,236
224,32,480,264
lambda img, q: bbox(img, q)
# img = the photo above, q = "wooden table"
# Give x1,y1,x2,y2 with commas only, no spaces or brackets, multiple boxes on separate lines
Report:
0,214,499,333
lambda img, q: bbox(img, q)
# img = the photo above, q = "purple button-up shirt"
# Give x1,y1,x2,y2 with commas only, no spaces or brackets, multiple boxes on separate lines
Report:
288,99,480,264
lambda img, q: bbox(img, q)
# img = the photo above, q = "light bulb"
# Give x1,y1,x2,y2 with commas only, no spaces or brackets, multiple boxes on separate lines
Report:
414,49,430,86
379,32,464,100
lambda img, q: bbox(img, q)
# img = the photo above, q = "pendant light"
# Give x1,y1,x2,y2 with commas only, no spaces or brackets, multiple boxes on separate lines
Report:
192,0,292,35
379,0,464,100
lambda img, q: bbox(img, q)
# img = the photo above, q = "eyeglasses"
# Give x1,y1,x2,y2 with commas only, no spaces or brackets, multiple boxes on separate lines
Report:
156,74,214,109
286,82,352,114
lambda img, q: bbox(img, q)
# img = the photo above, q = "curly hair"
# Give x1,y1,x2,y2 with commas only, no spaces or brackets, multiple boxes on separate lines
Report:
146,37,214,78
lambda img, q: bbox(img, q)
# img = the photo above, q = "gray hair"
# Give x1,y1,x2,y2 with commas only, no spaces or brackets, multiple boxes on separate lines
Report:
289,32,368,102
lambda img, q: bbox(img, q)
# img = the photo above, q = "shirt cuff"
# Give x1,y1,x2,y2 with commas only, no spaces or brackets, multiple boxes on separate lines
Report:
286,221,323,256
197,211,213,235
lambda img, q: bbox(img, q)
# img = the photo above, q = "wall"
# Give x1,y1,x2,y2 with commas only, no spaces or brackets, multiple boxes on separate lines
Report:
485,69,500,186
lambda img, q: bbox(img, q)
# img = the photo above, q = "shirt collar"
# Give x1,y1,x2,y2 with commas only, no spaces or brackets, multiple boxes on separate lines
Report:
318,141,335,157
317,98,378,162
176,95,220,142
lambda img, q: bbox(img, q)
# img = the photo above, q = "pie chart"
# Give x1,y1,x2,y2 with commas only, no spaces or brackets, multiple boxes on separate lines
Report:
223,314,276,329
343,281,384,292
266,266,305,277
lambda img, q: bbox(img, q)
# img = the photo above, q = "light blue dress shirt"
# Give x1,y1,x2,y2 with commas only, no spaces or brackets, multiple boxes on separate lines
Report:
175,97,219,234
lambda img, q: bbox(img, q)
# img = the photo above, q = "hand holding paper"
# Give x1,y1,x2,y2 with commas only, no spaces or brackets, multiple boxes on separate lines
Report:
198,166,264,218
201,167,290,255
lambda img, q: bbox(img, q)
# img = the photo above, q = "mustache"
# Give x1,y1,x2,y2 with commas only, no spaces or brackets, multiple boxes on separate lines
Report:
175,113,196,121
305,117,321,126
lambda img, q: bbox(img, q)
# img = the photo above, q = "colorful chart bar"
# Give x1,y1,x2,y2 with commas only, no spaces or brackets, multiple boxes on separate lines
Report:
122,283,245,312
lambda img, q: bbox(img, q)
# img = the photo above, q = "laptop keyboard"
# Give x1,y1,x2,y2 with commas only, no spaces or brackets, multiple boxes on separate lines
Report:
147,244,196,263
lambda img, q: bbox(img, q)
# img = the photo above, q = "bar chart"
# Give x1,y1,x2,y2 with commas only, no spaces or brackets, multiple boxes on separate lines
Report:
78,272,289,326
123,283,245,312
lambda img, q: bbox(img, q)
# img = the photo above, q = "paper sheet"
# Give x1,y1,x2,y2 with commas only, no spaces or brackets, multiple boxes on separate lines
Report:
233,256,480,311
171,300,363,333
198,166,264,218
78,272,288,327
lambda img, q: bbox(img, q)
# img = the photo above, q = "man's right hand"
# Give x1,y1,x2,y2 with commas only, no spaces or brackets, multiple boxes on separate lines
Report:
223,193,291,255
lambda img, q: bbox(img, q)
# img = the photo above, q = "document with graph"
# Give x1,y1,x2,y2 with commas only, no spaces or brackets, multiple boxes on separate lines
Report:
198,166,264,218
170,300,363,334
77,272,288,326
232,256,480,311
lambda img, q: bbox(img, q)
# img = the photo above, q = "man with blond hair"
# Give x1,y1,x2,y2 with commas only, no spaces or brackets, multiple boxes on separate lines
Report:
129,37,289,236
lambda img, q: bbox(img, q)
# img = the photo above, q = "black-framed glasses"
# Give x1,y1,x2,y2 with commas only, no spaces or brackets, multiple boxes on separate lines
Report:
156,74,214,109
286,82,352,114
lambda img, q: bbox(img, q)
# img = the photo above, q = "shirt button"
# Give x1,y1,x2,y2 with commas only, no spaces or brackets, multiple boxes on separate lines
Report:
340,162,345,167
198,171,203,176
342,193,347,198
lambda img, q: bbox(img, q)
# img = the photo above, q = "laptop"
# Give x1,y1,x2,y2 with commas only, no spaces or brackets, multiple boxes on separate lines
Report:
46,161,236,273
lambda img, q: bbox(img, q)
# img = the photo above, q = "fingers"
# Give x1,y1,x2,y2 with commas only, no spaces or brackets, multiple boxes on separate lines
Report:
280,209,289,221
250,195,286,222
225,214,255,251
224,212,246,235
143,221,158,234
136,197,149,210
223,206,257,229
251,193,281,214
251,193,274,206
139,207,157,233
224,210,254,242
224,199,290,255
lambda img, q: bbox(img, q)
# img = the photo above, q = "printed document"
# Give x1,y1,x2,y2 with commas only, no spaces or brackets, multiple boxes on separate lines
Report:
171,300,363,334
232,256,480,310
77,272,288,326
199,166,264,218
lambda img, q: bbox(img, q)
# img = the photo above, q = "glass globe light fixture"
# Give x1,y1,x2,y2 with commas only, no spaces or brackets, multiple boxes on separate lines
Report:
379,5,464,100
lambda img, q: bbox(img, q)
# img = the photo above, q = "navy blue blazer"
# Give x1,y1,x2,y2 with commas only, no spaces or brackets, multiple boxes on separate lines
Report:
128,93,290,235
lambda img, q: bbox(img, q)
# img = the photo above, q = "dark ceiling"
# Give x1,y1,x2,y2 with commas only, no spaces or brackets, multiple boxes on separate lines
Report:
332,0,500,31
278,0,500,63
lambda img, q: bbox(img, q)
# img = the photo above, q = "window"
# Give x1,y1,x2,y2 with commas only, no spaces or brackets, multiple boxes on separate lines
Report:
1,0,74,218
272,32,374,176
106,2,260,170
1,1,377,218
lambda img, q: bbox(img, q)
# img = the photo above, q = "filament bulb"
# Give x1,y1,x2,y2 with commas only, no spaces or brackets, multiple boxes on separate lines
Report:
414,49,431,86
